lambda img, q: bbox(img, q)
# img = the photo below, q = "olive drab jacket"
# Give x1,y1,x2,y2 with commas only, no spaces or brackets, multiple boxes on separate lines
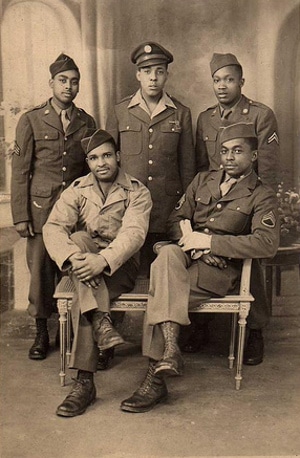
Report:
167,169,279,296
195,95,280,190
43,170,152,275
106,91,196,233
11,99,96,233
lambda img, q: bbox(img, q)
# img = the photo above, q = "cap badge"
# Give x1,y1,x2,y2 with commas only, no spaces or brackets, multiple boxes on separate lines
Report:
144,45,152,53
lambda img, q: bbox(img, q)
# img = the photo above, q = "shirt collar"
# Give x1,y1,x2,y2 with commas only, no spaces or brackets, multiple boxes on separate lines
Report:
219,95,242,117
51,99,73,118
128,89,177,118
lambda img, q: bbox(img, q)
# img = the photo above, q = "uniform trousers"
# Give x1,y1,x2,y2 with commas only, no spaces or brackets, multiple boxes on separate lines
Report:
68,231,138,373
26,234,60,319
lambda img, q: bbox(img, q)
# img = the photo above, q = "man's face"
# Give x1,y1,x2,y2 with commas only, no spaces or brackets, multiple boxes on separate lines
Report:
86,142,120,183
213,65,244,107
136,64,168,98
49,69,80,108
220,138,257,178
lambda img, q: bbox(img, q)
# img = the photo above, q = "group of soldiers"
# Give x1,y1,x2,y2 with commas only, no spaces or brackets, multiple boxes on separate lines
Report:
11,42,280,417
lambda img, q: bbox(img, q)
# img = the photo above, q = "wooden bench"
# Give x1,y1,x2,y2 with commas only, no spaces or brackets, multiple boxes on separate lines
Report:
54,258,253,390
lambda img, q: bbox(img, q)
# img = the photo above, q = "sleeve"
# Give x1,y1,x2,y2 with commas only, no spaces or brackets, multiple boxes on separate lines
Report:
211,188,280,259
100,184,152,274
42,186,82,270
105,106,120,149
255,107,280,191
177,108,196,190
195,112,210,173
166,174,201,240
11,113,34,224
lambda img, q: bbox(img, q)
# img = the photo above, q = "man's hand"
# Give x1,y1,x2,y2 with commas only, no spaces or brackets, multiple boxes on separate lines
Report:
201,253,227,269
178,231,211,252
15,222,34,238
69,252,108,287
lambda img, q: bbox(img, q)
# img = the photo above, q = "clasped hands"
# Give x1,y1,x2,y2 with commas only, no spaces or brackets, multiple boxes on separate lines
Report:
69,252,108,288
178,219,227,270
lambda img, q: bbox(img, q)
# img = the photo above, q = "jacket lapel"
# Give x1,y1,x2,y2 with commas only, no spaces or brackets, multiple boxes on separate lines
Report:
220,171,258,201
42,101,63,133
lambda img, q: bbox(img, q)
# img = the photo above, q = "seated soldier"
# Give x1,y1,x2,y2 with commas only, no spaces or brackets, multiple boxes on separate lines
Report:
43,129,152,417
121,122,279,413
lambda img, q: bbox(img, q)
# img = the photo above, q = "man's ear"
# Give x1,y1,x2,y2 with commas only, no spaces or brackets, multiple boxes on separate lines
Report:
136,69,141,82
116,151,121,162
240,77,245,88
49,78,54,89
251,150,258,162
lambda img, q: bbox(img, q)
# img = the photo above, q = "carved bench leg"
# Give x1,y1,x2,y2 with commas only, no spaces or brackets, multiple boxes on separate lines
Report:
57,299,68,387
235,303,250,390
66,299,72,366
228,313,237,369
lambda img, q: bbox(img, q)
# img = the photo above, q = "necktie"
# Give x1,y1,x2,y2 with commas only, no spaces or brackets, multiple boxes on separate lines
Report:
61,109,70,133
221,109,232,119
220,177,237,196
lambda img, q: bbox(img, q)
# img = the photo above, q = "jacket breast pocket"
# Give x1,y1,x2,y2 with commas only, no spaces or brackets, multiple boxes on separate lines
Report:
160,123,181,152
119,121,142,155
224,203,252,234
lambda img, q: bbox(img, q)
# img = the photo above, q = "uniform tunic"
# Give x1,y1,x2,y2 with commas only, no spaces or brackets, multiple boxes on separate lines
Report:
195,94,280,190
43,169,152,372
106,90,196,233
143,169,279,360
11,99,96,318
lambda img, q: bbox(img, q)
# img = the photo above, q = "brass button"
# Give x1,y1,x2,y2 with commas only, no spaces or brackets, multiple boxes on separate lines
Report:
149,128,153,133
204,228,210,234
209,217,215,222
148,160,153,165
148,176,153,181
149,144,153,149
62,166,66,172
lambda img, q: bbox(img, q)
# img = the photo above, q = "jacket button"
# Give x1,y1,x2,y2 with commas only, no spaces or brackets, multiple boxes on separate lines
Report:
149,144,153,149
216,203,222,209
45,135,48,139
148,160,153,165
148,176,153,181
205,136,209,140
171,128,175,131
204,228,210,234
65,137,68,141
209,217,215,222
63,151,67,156
126,126,130,130
62,166,66,172
62,181,66,186
236,206,240,211
149,128,153,133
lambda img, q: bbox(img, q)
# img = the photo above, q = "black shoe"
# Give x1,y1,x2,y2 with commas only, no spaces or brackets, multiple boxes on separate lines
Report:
56,378,96,417
29,319,49,360
154,348,184,377
97,347,115,371
93,313,125,351
243,329,264,366
121,361,168,413
180,324,210,353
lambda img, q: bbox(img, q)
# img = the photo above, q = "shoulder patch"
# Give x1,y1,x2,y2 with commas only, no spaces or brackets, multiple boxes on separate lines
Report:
175,194,186,210
267,132,279,145
261,211,276,228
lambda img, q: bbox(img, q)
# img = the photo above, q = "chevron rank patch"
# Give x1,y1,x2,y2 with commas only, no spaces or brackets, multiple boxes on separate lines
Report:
175,194,186,210
267,132,279,145
261,211,276,227
12,141,21,155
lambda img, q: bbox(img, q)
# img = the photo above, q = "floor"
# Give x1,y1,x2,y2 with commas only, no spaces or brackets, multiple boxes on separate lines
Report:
1,266,299,458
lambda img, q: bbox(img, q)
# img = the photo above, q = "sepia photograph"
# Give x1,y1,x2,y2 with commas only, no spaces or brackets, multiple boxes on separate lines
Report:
0,0,299,457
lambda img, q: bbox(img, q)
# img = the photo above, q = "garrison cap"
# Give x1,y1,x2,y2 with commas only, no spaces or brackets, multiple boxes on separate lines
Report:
219,122,257,145
210,53,242,76
131,42,173,68
81,129,117,155
49,53,80,78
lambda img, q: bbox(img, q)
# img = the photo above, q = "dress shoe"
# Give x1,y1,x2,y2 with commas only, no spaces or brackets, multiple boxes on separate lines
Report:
56,377,96,417
97,347,115,371
93,313,125,351
154,321,184,376
180,324,210,353
121,361,168,413
243,329,264,365
29,319,49,360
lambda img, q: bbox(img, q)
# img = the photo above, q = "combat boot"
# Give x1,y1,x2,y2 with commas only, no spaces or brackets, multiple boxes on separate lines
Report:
92,311,125,351
28,318,49,360
56,370,96,417
154,321,184,376
121,360,168,413
243,329,264,365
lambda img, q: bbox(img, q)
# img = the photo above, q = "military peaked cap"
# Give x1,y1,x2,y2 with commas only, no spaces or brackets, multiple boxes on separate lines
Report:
131,42,173,68
49,53,80,78
210,53,242,76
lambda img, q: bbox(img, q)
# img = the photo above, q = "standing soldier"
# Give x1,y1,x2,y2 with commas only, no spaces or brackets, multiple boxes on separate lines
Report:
11,54,96,361
185,53,281,361
106,42,196,272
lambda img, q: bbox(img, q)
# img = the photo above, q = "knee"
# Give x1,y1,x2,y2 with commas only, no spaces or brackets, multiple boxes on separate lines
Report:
153,244,185,265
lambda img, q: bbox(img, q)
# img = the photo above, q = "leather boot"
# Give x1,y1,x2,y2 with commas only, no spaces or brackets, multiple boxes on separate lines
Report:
56,371,96,417
179,323,210,353
121,360,168,413
92,311,125,351
28,318,49,360
97,347,115,371
154,321,184,376
243,329,264,365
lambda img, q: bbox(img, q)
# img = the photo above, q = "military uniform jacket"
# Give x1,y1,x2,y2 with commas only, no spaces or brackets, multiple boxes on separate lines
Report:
106,92,196,232
43,169,152,275
11,99,96,233
195,94,280,190
167,169,279,296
